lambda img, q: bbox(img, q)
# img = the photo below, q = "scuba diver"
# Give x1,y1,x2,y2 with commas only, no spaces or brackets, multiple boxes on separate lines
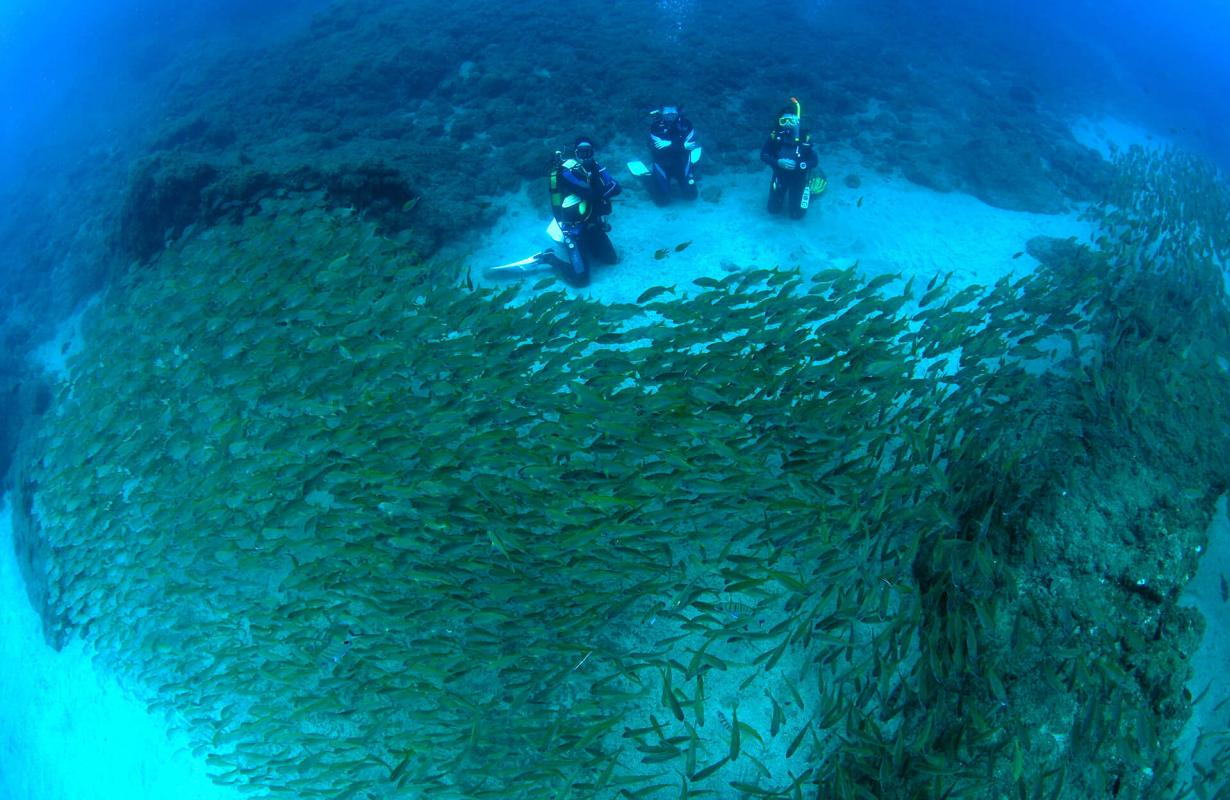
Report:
645,105,699,204
548,137,622,286
760,97,826,219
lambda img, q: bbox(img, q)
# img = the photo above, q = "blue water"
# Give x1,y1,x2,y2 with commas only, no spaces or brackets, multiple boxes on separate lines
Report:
0,0,325,188
959,0,1230,162
0,0,1225,216
1,0,1227,186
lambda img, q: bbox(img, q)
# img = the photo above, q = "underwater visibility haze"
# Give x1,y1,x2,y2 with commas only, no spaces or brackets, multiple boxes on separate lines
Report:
2,1,1230,799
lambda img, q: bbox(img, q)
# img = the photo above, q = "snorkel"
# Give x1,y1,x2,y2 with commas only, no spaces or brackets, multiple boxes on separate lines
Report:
778,97,802,141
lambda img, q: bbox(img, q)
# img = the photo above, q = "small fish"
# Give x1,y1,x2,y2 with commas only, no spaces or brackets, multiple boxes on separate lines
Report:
464,266,474,291
856,196,864,207
402,197,419,212
785,722,811,758
1012,251,1024,259
636,284,676,304
318,630,358,673
654,248,669,260
690,756,730,782
674,240,692,253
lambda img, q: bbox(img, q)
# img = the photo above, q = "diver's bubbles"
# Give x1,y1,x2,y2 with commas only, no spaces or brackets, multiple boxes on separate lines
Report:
656,0,698,45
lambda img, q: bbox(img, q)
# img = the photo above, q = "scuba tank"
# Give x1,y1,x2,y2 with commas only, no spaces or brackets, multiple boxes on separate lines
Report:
549,151,590,225
801,176,827,210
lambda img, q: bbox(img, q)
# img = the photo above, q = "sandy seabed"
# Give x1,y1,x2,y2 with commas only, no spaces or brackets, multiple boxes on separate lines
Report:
453,145,1091,304
0,494,244,800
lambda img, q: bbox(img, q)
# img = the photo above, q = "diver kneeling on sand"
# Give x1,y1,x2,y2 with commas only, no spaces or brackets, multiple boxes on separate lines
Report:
760,97,827,219
643,105,700,205
548,138,622,287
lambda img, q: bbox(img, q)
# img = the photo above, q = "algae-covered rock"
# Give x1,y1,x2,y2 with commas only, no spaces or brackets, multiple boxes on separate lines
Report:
118,153,220,260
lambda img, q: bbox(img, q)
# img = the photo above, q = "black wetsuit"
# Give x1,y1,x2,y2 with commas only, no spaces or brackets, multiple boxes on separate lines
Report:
648,116,698,204
760,128,818,219
549,158,621,286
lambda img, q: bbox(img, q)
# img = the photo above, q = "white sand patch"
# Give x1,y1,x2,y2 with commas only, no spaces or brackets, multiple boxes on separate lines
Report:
448,147,1093,304
1178,496,1230,787
31,296,95,381
0,494,241,800
1070,115,1171,160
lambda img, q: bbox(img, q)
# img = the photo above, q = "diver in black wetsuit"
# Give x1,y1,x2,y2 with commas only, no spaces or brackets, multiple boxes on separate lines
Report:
647,105,699,205
760,98,824,219
548,138,622,287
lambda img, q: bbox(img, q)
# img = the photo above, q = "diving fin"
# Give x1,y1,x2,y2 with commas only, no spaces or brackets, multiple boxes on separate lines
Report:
800,177,827,211
484,250,556,277
627,161,652,177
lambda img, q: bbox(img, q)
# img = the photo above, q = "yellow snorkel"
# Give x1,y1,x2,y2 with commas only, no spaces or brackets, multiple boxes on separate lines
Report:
777,97,803,142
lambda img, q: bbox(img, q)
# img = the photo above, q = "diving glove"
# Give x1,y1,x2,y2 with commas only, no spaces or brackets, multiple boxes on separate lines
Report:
651,135,671,150
776,158,797,170
808,176,828,195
